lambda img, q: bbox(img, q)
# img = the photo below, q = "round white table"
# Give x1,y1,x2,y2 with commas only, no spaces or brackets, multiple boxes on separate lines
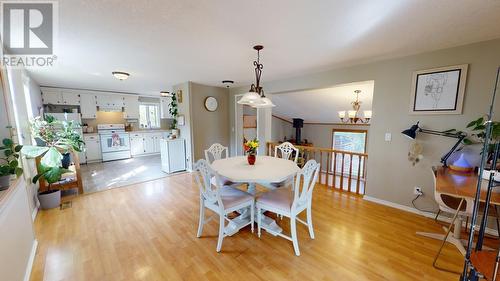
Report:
211,156,300,235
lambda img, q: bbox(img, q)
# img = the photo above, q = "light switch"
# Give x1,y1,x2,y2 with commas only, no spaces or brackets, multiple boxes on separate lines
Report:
384,133,392,142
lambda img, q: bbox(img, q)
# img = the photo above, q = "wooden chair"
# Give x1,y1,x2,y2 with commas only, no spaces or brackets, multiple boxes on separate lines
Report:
256,159,320,256
194,159,254,252
275,142,299,163
36,149,83,195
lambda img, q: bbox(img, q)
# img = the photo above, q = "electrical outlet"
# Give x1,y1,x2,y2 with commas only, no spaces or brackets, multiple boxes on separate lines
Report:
414,187,423,196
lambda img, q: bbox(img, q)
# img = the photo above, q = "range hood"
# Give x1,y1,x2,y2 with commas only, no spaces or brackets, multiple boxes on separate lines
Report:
98,105,123,112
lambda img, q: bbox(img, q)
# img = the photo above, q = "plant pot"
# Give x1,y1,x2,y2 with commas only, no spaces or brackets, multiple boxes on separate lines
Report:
38,189,61,209
61,153,71,169
0,175,12,191
247,154,256,165
171,129,180,137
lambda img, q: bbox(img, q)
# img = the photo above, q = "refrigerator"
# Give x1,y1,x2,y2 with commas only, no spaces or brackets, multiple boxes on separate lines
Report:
160,138,186,173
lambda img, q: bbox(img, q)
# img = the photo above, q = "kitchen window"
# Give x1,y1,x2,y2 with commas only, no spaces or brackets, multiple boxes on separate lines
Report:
139,103,160,129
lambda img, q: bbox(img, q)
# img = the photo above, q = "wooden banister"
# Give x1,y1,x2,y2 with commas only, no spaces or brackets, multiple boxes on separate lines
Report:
267,142,368,194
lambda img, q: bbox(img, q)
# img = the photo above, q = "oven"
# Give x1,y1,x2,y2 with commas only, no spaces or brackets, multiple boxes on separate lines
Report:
98,124,131,162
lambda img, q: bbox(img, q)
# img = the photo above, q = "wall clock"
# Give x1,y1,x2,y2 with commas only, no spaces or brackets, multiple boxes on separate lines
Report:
204,96,218,112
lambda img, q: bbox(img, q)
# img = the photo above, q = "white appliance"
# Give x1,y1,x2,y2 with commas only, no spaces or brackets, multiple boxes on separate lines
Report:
160,138,186,173
49,113,86,164
98,124,131,162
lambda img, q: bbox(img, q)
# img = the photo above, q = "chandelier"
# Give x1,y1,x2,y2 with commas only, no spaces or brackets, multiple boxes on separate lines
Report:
237,45,275,108
338,90,372,124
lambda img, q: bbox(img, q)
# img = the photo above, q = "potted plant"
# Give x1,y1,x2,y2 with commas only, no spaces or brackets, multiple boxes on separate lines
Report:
461,116,500,168
0,138,23,190
168,94,180,137
244,138,259,165
21,115,82,209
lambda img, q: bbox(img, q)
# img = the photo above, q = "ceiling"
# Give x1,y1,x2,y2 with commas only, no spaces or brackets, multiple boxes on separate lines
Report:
272,81,374,123
25,0,500,95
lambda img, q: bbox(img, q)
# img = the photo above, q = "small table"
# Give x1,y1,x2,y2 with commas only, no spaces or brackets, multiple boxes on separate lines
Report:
211,156,300,235
417,167,500,256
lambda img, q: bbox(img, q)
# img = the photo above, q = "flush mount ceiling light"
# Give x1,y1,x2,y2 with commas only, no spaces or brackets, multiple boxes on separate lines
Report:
237,45,275,108
222,80,234,88
160,91,172,97
338,90,372,124
112,71,130,81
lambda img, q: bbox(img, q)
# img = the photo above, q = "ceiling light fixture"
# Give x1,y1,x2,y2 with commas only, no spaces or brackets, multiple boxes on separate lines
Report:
112,71,130,81
160,91,172,97
237,45,275,108
222,80,234,88
338,90,372,124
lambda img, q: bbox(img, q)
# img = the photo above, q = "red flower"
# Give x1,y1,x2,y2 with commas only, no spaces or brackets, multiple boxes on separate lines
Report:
243,144,250,151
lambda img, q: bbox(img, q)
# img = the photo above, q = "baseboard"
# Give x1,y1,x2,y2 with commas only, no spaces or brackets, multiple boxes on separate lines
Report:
31,206,38,221
24,239,38,281
363,195,499,236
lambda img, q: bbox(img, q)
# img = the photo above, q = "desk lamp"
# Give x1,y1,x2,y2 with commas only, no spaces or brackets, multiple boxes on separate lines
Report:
402,121,467,167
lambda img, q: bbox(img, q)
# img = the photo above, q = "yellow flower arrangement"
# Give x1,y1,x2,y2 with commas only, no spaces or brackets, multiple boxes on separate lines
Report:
243,139,259,155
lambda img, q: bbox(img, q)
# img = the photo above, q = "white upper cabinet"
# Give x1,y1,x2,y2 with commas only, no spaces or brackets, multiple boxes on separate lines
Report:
96,94,124,107
41,88,80,105
61,90,80,105
123,95,140,119
41,88,63,105
80,93,97,119
160,97,172,119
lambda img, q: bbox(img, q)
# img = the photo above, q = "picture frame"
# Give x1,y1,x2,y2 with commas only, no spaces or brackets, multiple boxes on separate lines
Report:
409,64,468,115
177,114,185,126
177,90,183,103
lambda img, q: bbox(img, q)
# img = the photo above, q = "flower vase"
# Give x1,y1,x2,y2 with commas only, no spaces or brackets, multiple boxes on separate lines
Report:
247,154,256,165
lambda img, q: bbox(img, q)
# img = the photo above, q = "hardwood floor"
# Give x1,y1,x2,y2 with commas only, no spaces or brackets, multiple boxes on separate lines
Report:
30,173,465,281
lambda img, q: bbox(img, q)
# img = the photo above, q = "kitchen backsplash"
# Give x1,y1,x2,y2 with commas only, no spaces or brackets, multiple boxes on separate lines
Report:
82,111,171,131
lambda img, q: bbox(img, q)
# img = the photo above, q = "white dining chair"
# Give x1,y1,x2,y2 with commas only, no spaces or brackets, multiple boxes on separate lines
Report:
205,143,229,163
194,159,254,252
256,159,320,256
275,142,299,163
205,143,244,188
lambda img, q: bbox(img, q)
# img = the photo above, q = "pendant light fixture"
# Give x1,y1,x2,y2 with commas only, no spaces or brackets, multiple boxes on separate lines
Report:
237,45,275,108
338,90,372,124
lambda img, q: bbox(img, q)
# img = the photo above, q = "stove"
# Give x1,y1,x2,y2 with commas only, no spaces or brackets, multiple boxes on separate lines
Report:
98,124,131,162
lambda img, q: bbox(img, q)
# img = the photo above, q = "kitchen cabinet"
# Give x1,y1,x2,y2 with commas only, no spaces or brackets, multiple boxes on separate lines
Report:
152,133,162,153
129,132,164,156
80,94,97,119
96,94,124,107
41,89,62,104
160,97,172,119
130,133,145,156
143,135,155,154
84,134,101,162
42,89,80,105
61,91,81,105
160,139,186,173
123,95,140,119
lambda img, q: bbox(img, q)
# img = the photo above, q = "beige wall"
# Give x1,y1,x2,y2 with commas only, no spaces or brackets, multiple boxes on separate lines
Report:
173,82,194,170
231,38,500,211
271,116,293,142
190,83,230,160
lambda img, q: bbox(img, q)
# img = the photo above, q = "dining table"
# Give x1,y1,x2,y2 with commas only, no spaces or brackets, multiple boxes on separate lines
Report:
211,155,300,235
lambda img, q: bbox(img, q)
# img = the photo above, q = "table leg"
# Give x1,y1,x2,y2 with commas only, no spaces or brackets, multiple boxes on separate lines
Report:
229,183,283,236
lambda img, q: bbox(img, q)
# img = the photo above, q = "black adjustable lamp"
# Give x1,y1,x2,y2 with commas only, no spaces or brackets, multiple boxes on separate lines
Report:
402,121,467,167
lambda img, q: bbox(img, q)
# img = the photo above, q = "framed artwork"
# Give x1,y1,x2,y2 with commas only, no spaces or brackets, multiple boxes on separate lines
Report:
409,64,468,115
177,114,185,126
177,90,183,103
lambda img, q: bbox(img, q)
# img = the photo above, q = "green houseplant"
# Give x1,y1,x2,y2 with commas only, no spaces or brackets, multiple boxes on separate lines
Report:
21,115,83,209
0,138,23,190
447,116,500,168
168,94,180,137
